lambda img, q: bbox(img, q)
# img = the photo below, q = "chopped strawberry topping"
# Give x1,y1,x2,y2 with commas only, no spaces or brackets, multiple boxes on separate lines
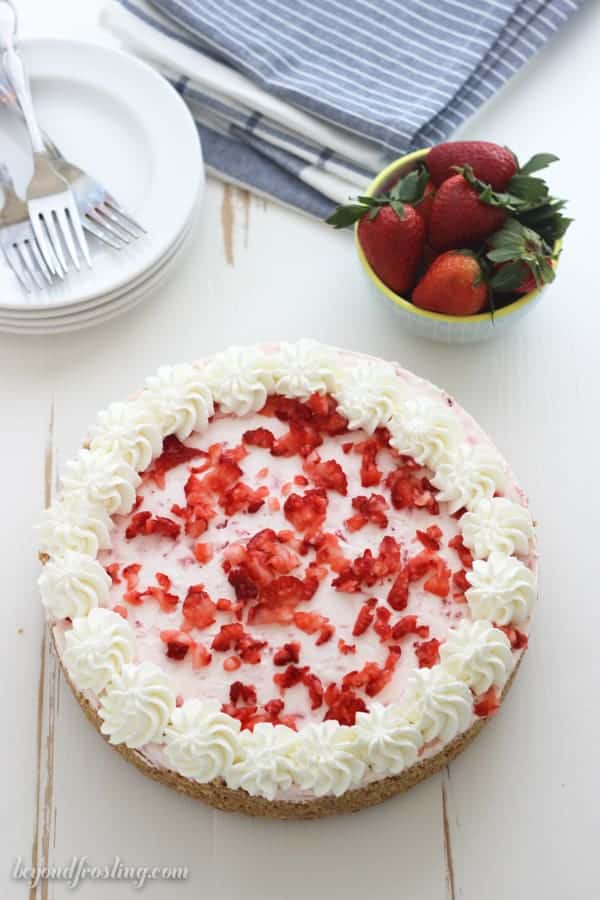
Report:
416,525,443,550
338,639,356,655
271,422,323,458
314,532,349,573
249,575,316,625
201,458,243,495
345,493,389,531
273,641,301,666
273,665,324,710
190,643,212,669
333,536,401,593
387,567,409,611
125,510,181,540
448,534,473,569
122,562,143,605
302,671,324,709
105,563,121,584
211,623,245,651
302,453,348,495
386,466,439,514
352,598,377,636
221,482,268,515
113,604,128,619
293,610,334,644
283,488,328,533
122,563,141,590
354,437,382,487
242,427,275,449
236,632,268,664
182,585,216,629
273,664,307,691
146,435,206,489
193,542,214,564
474,686,500,717
342,648,400,697
415,638,441,668
452,569,470,592
423,559,451,598
229,681,258,706
373,606,392,641
160,629,193,661
306,392,348,435
228,569,259,602
223,656,241,671
407,549,437,581
323,683,368,725
498,625,528,650
390,615,429,641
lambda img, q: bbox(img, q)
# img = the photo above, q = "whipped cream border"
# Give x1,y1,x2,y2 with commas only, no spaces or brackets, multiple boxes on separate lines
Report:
37,341,537,801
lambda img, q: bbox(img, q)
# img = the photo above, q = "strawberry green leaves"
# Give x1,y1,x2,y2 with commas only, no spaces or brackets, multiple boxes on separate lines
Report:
486,219,556,291
516,198,572,246
459,159,572,251
388,163,430,205
518,152,559,176
325,163,431,228
326,194,404,227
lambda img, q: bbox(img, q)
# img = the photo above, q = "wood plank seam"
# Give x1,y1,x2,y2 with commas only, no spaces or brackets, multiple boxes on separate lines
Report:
221,184,252,265
29,399,59,900
442,767,457,900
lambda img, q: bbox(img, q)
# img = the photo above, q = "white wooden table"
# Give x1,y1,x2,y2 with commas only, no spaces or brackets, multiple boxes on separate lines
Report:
3,2,598,898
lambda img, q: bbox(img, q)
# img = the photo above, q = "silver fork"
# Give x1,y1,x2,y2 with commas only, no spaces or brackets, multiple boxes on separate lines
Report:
0,161,58,291
0,1,91,273
0,76,145,251
45,135,146,250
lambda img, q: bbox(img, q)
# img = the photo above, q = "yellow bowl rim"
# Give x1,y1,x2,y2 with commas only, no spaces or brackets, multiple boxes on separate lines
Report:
354,148,561,325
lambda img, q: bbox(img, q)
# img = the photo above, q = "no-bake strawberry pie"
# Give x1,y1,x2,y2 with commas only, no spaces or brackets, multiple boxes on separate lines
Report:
38,342,536,818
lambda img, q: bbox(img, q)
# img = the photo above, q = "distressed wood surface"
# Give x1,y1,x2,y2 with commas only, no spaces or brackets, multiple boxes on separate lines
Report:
2,2,599,898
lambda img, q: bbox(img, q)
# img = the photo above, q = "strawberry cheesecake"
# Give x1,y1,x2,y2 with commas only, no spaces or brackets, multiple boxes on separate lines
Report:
38,342,536,818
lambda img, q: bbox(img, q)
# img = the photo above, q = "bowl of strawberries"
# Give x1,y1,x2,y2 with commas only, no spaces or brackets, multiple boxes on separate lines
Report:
327,141,571,343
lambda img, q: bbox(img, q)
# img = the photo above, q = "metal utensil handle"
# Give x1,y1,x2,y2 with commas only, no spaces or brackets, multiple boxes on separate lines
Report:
0,1,45,154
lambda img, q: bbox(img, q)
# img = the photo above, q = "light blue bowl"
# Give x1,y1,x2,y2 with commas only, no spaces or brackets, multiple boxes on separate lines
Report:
355,149,559,344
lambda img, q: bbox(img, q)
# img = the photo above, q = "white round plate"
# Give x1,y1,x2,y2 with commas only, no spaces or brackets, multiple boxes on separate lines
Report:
0,207,197,334
0,38,203,312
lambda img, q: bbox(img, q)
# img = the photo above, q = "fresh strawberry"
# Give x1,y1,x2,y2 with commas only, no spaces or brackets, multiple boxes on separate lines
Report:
413,179,436,226
327,197,425,295
426,141,517,190
412,250,488,316
428,174,506,251
358,205,424,294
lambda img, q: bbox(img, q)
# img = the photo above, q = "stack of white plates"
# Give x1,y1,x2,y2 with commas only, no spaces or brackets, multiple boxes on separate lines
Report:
0,39,204,334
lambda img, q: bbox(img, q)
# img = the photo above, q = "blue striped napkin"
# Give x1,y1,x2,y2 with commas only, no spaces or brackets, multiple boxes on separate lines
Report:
103,0,584,218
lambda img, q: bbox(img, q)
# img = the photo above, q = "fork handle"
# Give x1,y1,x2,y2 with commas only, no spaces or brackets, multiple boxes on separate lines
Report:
0,1,45,154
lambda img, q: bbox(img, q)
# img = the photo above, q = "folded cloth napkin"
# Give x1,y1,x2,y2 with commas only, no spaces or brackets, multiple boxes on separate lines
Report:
103,0,584,218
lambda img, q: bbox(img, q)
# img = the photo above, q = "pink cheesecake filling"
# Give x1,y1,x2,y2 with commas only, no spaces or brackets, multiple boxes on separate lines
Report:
97,392,511,731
